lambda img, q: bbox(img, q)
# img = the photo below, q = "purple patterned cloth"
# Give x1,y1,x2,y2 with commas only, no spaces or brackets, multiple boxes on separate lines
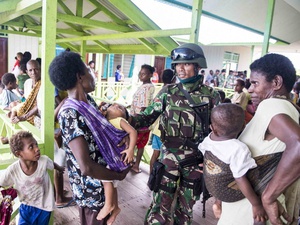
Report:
60,98,128,172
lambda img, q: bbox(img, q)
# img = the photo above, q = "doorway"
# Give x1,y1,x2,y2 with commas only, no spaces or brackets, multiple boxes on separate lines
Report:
0,37,8,80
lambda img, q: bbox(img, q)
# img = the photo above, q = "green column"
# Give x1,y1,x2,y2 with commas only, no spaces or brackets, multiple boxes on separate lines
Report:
41,0,57,155
190,0,203,43
81,40,87,62
262,0,275,56
41,0,57,224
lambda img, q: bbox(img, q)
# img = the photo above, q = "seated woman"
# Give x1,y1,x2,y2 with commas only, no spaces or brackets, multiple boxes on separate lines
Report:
10,60,41,127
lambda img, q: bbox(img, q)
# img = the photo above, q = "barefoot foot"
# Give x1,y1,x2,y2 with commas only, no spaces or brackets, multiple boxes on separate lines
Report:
107,207,121,225
97,204,114,221
212,203,222,219
131,166,141,173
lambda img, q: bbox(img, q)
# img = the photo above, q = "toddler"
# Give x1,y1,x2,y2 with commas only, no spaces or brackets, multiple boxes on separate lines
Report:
198,104,268,225
98,102,137,224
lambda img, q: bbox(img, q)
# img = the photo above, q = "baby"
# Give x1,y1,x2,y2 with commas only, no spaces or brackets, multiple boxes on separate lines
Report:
199,103,267,225
98,102,137,224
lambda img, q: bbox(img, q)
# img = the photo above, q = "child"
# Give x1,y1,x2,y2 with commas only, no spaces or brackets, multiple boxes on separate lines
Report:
198,104,268,225
0,131,65,225
231,78,248,110
292,81,300,107
0,73,21,111
17,63,30,96
98,102,137,224
12,52,23,77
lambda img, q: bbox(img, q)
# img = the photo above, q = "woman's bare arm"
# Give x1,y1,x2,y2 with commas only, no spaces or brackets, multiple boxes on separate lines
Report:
261,114,300,224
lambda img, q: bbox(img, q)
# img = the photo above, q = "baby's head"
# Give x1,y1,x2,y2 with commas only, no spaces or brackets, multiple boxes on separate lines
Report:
100,102,129,120
210,103,245,139
9,131,36,157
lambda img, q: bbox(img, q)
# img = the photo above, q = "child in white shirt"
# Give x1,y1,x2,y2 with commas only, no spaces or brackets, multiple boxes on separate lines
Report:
0,131,65,225
198,104,268,225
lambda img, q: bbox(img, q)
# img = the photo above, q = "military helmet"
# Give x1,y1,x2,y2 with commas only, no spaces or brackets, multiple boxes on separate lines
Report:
170,43,207,68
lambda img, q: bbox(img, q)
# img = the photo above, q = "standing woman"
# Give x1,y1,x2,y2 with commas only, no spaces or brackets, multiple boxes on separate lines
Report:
49,51,130,225
218,53,300,225
130,64,155,173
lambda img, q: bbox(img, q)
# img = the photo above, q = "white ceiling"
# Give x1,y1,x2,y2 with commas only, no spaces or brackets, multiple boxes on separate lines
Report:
160,0,300,53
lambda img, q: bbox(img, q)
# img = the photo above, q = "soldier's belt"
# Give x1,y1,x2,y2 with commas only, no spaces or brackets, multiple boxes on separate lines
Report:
164,137,199,149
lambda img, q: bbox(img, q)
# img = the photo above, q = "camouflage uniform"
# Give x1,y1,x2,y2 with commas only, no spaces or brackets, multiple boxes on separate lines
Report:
224,73,235,89
131,78,219,225
218,73,225,88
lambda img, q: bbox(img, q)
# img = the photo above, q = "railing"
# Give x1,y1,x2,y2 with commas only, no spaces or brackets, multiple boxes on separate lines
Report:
91,81,164,106
0,109,44,169
0,82,234,223
0,82,234,172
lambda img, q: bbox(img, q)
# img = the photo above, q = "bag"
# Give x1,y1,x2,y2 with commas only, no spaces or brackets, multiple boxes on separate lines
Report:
147,161,165,192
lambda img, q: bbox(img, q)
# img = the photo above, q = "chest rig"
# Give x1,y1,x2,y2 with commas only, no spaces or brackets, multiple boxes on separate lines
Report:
159,83,213,149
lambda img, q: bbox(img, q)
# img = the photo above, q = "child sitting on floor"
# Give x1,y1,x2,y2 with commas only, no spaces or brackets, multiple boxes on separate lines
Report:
98,102,137,224
0,131,65,225
198,104,268,225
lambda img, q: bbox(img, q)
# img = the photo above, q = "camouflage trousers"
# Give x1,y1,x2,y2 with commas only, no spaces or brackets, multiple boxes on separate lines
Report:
144,149,202,225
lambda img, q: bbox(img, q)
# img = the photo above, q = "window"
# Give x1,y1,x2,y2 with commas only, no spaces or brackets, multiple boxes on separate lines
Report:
223,51,239,71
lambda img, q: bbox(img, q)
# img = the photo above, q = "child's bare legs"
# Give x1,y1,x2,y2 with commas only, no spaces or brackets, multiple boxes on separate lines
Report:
212,198,222,219
97,182,120,222
107,187,120,225
132,147,144,173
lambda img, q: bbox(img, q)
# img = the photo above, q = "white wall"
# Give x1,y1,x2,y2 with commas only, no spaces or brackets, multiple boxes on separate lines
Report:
201,46,224,72
8,34,39,71
131,54,152,84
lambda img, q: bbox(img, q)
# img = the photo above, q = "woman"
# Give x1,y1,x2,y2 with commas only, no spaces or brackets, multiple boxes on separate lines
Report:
218,53,300,225
49,51,130,225
130,64,155,173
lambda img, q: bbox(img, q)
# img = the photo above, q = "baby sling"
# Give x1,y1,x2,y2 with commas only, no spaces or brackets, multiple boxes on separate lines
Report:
204,151,283,202
59,97,128,172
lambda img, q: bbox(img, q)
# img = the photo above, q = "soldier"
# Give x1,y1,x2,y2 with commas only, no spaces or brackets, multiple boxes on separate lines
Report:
129,43,220,225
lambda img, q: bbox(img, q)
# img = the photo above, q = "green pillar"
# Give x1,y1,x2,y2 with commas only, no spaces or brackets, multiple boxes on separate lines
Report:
190,0,203,44
262,0,275,56
41,0,57,155
41,0,57,223
81,40,87,62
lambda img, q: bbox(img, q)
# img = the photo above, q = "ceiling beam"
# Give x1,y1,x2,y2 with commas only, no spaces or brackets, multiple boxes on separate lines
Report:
29,9,132,32
88,0,127,26
76,0,83,18
3,21,86,36
0,0,42,24
85,44,169,55
56,28,190,43
109,0,178,52
0,28,39,37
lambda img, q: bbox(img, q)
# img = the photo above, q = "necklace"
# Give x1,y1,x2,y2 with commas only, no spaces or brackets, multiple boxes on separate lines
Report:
272,95,287,99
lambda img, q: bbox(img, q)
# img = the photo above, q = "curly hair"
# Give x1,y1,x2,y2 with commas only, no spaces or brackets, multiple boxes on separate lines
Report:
162,69,174,84
49,51,86,90
141,64,155,74
211,103,245,138
1,73,16,86
9,131,34,157
250,53,296,92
